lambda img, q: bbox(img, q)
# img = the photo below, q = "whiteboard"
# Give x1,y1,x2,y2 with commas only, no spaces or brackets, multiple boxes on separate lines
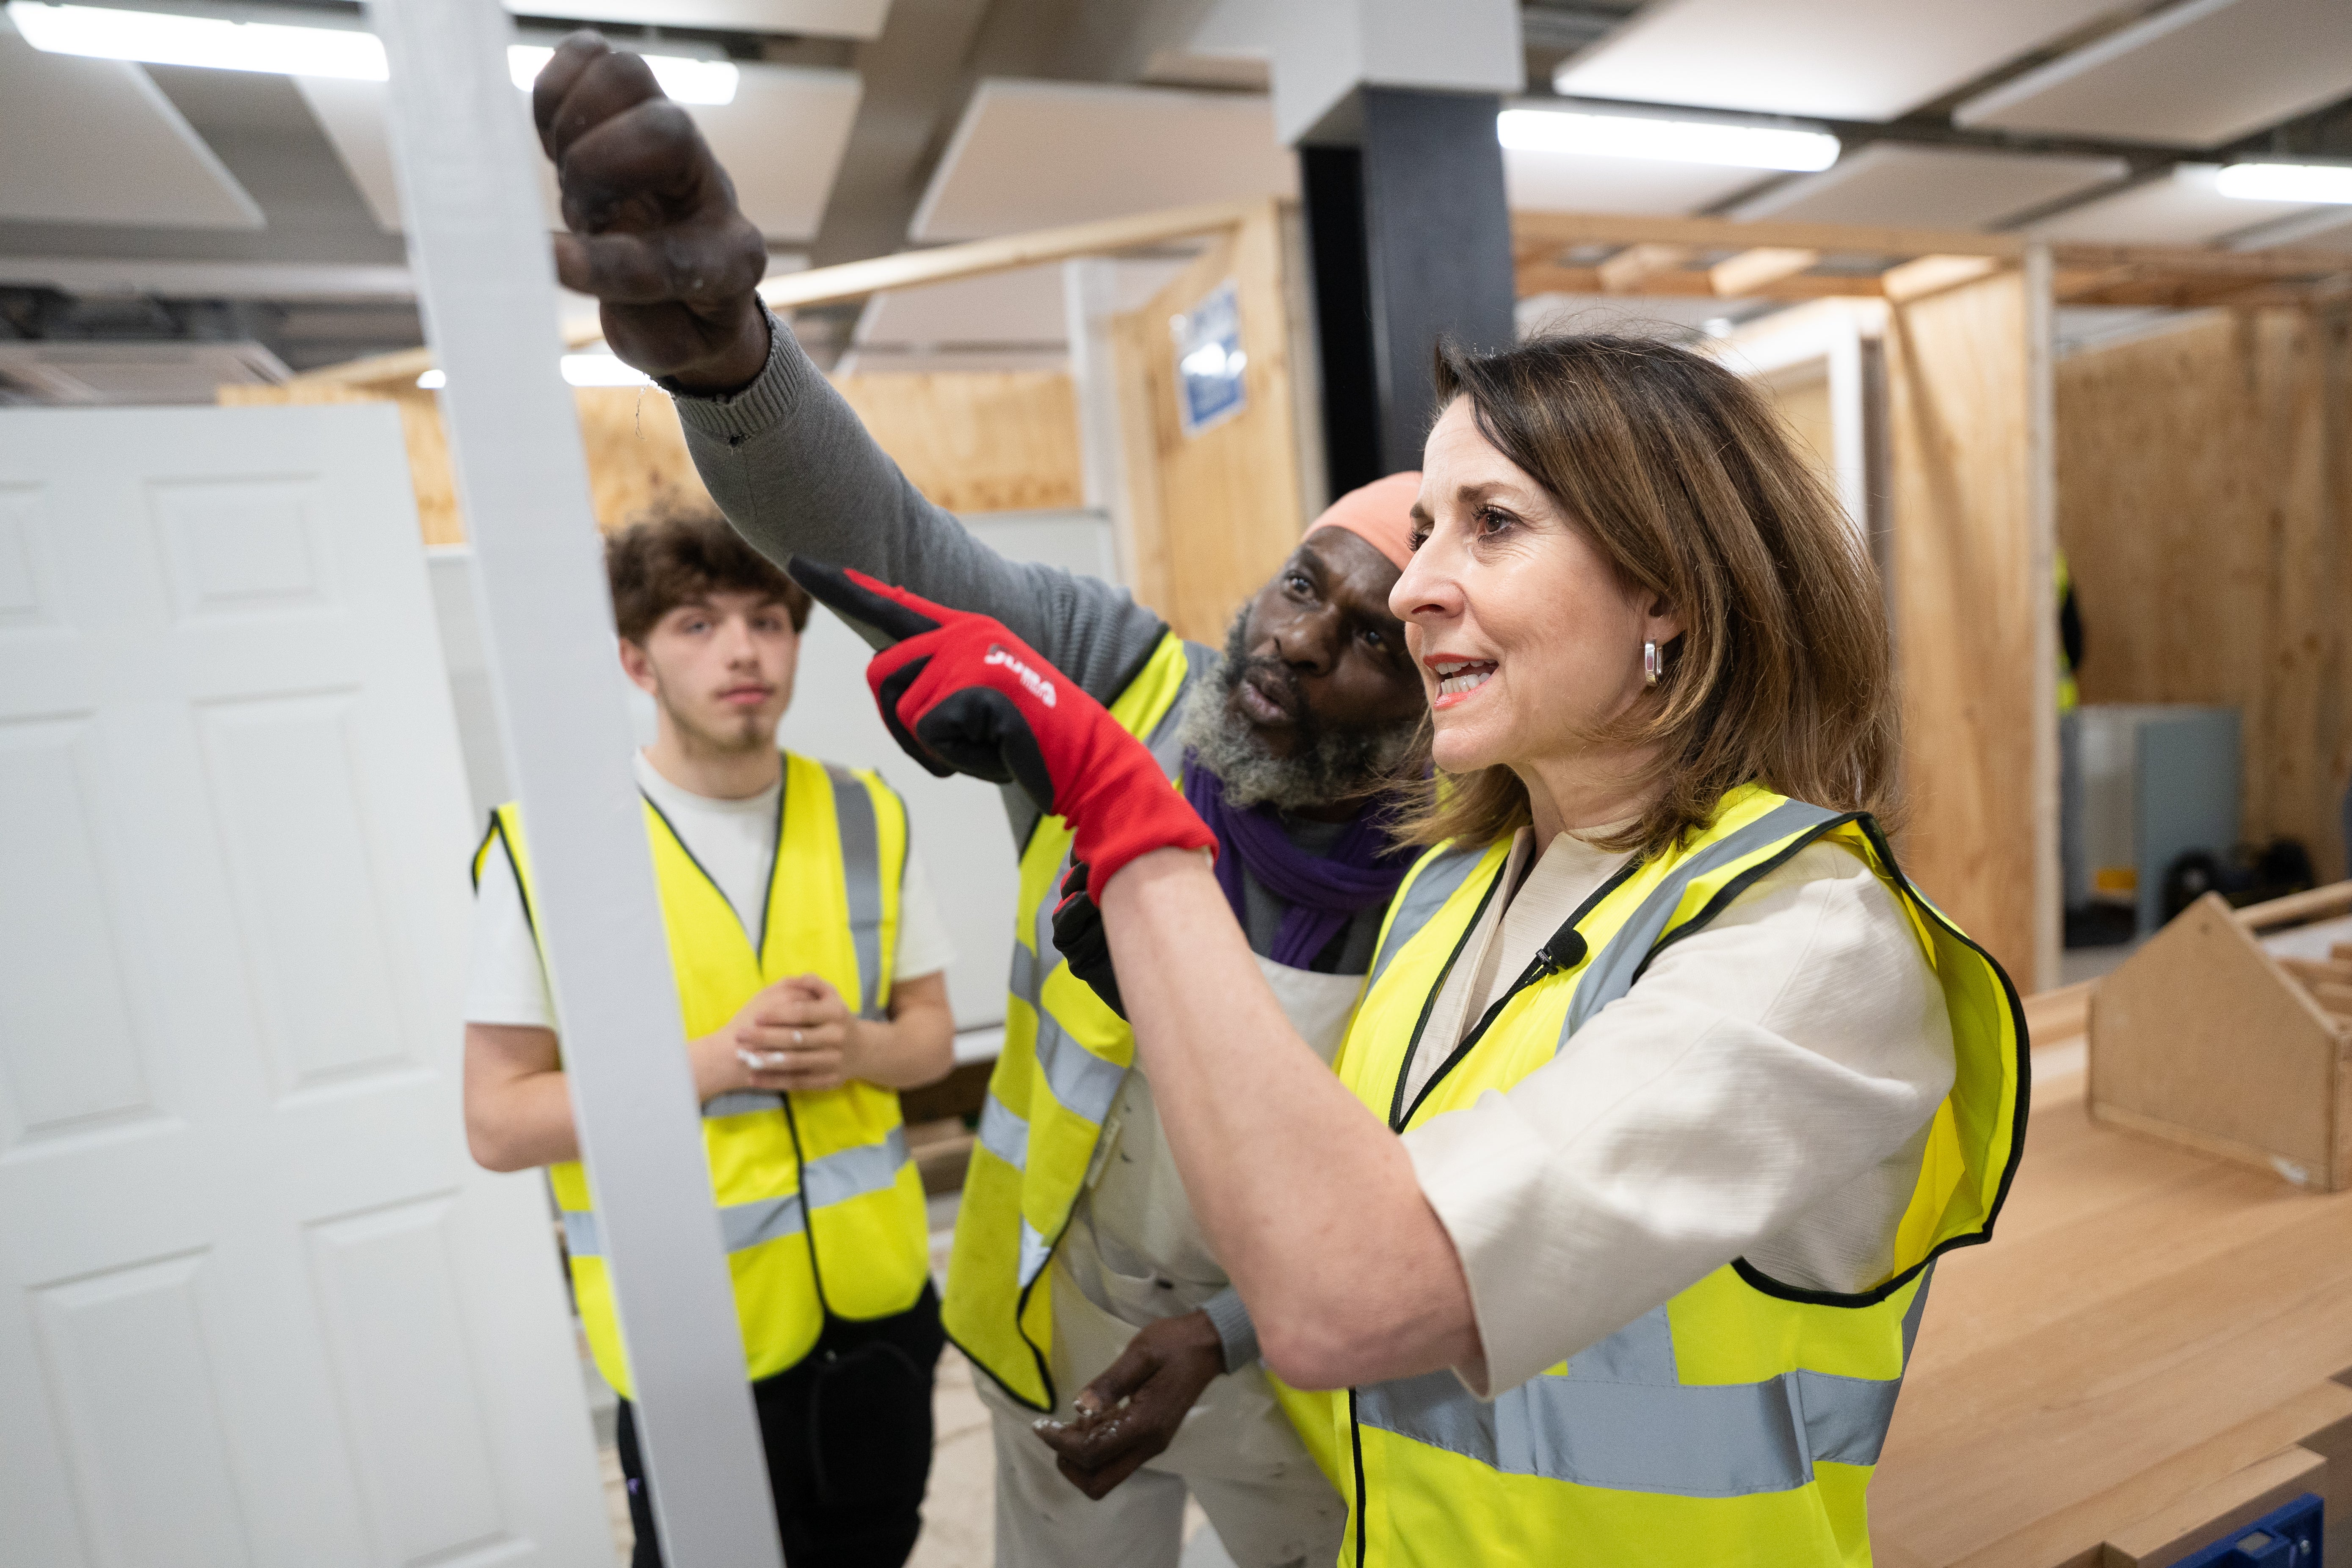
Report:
426,508,1123,1038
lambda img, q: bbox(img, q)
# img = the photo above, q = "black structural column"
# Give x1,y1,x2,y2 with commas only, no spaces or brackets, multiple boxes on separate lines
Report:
1302,88,1518,487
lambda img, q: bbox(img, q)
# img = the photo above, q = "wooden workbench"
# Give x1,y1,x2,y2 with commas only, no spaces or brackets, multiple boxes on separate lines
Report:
1871,991,2352,1566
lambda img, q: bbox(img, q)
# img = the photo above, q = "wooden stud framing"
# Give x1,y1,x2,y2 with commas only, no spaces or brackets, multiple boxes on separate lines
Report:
1598,243,1694,293
1709,247,1821,297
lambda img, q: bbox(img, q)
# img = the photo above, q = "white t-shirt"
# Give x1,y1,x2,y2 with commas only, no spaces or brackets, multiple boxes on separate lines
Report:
465,752,955,1029
1400,827,1957,1398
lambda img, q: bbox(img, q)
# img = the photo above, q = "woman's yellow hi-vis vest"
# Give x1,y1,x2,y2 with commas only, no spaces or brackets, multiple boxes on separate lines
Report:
1323,784,2028,1568
475,752,930,1400
942,632,1206,1409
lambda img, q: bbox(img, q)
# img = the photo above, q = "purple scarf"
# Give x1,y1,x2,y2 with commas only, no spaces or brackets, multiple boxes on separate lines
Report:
1182,751,1413,969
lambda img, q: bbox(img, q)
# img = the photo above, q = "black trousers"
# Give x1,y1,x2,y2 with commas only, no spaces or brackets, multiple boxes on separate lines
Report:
615,1284,946,1568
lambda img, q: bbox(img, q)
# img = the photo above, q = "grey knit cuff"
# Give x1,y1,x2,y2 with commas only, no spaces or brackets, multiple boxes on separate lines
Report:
661,305,805,443
1201,1287,1259,1374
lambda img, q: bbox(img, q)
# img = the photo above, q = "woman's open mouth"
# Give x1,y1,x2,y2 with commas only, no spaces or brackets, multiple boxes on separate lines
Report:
1428,659,1496,708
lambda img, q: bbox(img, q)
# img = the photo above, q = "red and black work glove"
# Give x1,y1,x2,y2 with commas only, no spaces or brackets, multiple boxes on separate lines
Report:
786,560,1217,894
1051,863,1124,1019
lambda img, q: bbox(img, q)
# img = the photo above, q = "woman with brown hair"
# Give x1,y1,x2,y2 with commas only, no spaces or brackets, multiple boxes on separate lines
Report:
803,332,2027,1565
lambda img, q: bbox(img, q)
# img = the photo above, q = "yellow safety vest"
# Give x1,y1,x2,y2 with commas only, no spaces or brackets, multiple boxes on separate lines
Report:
476,751,929,1400
943,632,1207,1409
1322,783,2027,1566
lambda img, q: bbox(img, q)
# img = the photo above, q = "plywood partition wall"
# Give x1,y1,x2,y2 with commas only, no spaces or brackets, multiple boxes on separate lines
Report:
1883,263,2057,990
1108,202,1309,643
221,372,1085,541
2055,308,2352,880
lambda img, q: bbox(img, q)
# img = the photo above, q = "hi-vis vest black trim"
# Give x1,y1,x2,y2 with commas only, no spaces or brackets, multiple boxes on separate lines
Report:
941,631,1208,1411
1322,784,2028,1567
475,753,929,1400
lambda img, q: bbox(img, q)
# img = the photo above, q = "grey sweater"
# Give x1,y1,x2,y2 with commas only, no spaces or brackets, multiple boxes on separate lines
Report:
671,309,1383,974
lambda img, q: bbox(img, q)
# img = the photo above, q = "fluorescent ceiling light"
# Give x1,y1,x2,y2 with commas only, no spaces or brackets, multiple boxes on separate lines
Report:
2216,163,2352,206
1498,108,1838,173
417,355,654,391
4,4,735,104
507,43,736,105
6,0,386,78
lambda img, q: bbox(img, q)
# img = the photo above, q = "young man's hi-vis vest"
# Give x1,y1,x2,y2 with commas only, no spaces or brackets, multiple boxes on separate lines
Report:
475,751,928,1401
1322,782,2028,1568
943,631,1210,1409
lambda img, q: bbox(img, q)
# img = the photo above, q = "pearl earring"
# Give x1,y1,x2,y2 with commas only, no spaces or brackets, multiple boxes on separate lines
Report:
1643,640,1661,687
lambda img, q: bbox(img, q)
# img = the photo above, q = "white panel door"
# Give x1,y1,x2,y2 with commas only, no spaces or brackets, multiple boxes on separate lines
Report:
0,405,611,1568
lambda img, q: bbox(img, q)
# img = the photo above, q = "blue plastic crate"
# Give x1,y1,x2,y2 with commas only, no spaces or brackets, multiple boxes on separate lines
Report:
2175,1491,2323,1567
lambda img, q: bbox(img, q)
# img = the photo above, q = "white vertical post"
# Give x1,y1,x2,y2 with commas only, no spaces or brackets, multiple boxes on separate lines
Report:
2025,243,2063,995
365,5,785,1565
1063,257,1135,586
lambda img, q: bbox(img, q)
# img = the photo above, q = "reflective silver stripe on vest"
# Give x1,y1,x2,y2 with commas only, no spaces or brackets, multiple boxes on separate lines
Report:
704,1090,783,1119
1368,844,1488,992
1036,1012,1126,1124
1017,1218,1054,1286
1562,798,1837,1038
1358,1273,1932,1496
562,1128,911,1259
978,1094,1030,1168
804,1125,911,1209
827,764,889,1020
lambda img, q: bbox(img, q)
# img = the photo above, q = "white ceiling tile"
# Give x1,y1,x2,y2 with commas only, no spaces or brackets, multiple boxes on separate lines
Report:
1505,146,1769,217
910,80,1296,243
1553,0,2126,122
300,63,858,242
0,340,289,405
503,0,888,40
851,258,1191,349
1732,144,2129,229
295,75,405,232
2026,163,2324,244
0,28,261,228
1954,0,2352,149
698,64,861,241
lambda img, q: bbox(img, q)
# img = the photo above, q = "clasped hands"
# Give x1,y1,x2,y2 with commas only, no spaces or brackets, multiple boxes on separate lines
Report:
689,974,861,1099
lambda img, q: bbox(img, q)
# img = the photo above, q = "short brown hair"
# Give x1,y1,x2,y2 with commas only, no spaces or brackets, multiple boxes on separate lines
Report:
605,507,810,642
1398,333,1900,859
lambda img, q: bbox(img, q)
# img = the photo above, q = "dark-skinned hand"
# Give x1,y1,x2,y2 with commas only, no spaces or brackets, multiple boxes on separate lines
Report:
529,31,771,392
1032,1310,1224,1499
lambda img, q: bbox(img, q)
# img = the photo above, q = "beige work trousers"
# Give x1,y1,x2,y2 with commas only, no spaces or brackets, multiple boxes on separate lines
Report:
974,1256,1344,1568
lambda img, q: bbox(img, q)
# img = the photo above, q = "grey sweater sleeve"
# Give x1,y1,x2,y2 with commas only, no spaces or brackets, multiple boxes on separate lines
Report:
668,308,1170,709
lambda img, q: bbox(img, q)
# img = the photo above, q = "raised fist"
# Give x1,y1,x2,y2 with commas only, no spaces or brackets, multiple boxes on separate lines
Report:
531,31,772,390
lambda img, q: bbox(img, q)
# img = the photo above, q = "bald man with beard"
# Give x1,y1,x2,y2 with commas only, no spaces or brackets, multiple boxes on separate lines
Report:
531,36,1428,1568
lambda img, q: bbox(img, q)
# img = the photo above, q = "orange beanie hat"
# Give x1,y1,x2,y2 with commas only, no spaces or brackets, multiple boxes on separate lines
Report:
1305,471,1420,571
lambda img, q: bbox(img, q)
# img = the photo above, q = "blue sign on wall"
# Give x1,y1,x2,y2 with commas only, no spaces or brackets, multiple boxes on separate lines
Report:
1172,280,1248,437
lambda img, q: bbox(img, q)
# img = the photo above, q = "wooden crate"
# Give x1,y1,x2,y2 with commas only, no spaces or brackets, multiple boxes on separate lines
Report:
2089,883,2352,1189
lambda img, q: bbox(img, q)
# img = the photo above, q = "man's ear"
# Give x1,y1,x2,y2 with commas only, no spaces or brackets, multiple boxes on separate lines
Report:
617,636,658,696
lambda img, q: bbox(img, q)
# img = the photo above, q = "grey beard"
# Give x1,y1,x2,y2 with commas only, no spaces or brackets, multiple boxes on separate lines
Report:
1178,618,1424,813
